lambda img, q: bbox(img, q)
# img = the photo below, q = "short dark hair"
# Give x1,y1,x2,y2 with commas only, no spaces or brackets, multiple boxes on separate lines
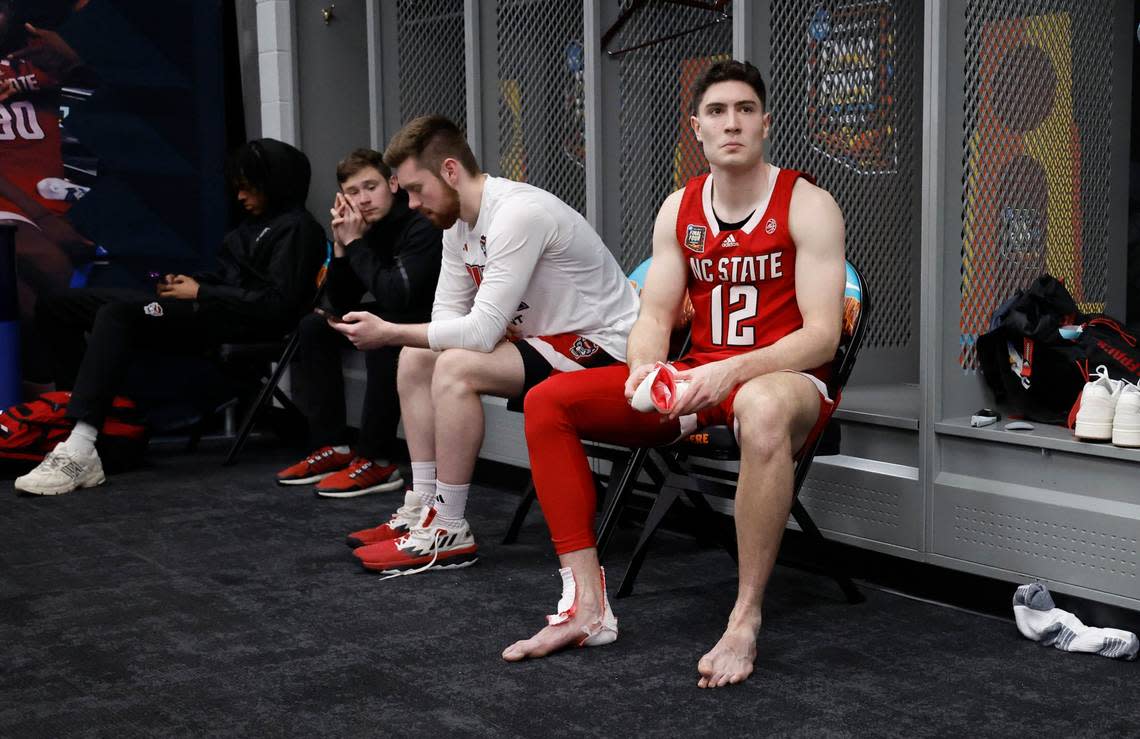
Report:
336,148,391,184
690,60,767,115
383,115,480,177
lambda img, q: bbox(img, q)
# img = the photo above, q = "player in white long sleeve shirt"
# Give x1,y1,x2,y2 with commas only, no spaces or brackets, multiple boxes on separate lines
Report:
330,115,639,575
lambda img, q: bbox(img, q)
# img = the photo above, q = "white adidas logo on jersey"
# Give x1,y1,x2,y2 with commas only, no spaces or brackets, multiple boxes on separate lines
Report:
722,233,739,248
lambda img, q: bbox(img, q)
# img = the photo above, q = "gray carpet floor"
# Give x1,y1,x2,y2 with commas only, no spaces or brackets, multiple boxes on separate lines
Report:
2,443,1137,738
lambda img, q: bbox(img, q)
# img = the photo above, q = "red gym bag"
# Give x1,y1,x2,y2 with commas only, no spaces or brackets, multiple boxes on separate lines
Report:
0,391,147,471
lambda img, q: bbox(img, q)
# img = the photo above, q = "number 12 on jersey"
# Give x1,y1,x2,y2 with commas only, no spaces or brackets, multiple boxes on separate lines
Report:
710,284,758,346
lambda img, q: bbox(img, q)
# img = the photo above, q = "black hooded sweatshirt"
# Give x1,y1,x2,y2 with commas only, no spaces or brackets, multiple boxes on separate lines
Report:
323,190,442,322
194,139,326,335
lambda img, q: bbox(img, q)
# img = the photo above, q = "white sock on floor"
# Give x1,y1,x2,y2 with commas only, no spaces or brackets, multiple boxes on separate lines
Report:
410,461,436,507
432,480,469,528
60,421,98,456
332,445,351,454
1013,583,1138,660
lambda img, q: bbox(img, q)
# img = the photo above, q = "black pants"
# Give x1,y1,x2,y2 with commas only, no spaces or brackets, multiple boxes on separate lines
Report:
289,311,401,461
36,288,282,426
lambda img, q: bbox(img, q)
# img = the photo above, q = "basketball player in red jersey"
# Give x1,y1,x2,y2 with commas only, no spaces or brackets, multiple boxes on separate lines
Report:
0,0,94,381
503,60,846,688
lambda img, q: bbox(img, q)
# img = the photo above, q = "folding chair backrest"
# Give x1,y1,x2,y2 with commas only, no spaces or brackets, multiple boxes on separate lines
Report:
627,257,653,292
829,261,870,400
628,256,695,358
786,260,869,484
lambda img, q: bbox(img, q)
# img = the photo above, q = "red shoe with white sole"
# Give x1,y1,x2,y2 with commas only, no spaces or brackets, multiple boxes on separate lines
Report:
345,491,425,548
315,458,404,498
353,508,478,575
275,446,354,486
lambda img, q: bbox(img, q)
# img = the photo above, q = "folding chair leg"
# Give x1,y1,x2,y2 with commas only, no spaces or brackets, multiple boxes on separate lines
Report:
684,489,738,563
501,480,537,544
596,448,648,559
616,484,683,598
790,498,865,604
185,422,204,453
223,335,300,466
271,386,298,412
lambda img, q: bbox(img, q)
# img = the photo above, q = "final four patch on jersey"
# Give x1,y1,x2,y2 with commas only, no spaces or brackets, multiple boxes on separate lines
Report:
143,302,164,318
684,224,707,253
570,337,600,359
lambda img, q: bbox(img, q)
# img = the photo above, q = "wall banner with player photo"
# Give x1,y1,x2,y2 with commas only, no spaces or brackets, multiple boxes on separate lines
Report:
0,0,227,381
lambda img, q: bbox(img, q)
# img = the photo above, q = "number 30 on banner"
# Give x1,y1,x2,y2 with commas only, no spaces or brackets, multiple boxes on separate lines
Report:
0,101,47,141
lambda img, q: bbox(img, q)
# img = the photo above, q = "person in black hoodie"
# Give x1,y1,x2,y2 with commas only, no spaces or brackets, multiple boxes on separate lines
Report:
275,148,441,498
15,138,325,496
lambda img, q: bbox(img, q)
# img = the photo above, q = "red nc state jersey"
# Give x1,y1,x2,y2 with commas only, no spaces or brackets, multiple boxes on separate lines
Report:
676,167,821,371
0,57,67,217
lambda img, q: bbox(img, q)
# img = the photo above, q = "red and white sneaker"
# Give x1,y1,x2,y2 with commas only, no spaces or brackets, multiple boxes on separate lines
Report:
275,446,354,486
315,458,404,498
353,508,478,575
546,566,618,648
345,491,425,548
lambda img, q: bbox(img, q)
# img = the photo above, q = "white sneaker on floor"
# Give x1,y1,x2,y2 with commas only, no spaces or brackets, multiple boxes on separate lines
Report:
14,445,106,496
1112,381,1140,448
1073,366,1123,441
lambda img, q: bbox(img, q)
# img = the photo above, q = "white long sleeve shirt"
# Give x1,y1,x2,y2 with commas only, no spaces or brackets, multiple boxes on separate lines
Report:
427,176,639,360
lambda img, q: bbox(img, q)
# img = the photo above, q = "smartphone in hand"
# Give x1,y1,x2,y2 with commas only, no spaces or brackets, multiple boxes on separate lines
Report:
313,306,344,323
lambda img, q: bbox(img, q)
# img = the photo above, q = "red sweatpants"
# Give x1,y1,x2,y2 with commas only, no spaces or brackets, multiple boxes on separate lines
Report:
523,364,683,555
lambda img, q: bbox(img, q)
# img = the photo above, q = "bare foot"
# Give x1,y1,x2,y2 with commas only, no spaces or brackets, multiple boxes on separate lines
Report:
502,603,609,661
696,623,759,688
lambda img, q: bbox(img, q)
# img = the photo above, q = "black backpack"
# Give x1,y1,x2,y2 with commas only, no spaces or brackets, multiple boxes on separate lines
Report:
976,275,1140,424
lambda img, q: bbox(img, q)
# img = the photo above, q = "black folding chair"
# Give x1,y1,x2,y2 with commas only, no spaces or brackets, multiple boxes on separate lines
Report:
220,264,331,466
614,261,871,602
219,334,304,465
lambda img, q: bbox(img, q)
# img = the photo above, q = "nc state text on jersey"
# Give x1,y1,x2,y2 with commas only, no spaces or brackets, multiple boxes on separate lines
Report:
689,252,784,283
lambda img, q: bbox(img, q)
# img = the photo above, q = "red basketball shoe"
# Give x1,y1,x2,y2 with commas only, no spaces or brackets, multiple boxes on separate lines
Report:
315,458,403,498
275,446,354,486
353,508,478,575
345,491,425,548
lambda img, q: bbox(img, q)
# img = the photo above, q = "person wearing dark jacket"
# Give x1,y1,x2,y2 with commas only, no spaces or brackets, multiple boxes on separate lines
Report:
276,148,442,498
15,138,325,496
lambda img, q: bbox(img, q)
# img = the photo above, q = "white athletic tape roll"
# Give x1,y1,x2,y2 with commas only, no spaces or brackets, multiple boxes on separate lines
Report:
630,365,663,412
631,362,688,413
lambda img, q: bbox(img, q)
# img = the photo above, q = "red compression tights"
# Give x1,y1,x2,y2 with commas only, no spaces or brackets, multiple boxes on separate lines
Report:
523,364,682,555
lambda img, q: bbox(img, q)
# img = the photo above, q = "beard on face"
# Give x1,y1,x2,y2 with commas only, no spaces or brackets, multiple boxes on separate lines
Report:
422,179,461,229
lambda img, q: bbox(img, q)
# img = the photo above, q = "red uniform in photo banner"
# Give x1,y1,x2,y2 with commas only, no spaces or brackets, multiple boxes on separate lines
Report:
0,56,68,218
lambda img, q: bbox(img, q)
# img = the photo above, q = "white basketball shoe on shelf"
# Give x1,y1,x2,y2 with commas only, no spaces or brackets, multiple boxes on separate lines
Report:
1072,365,1140,447
1111,380,1140,448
